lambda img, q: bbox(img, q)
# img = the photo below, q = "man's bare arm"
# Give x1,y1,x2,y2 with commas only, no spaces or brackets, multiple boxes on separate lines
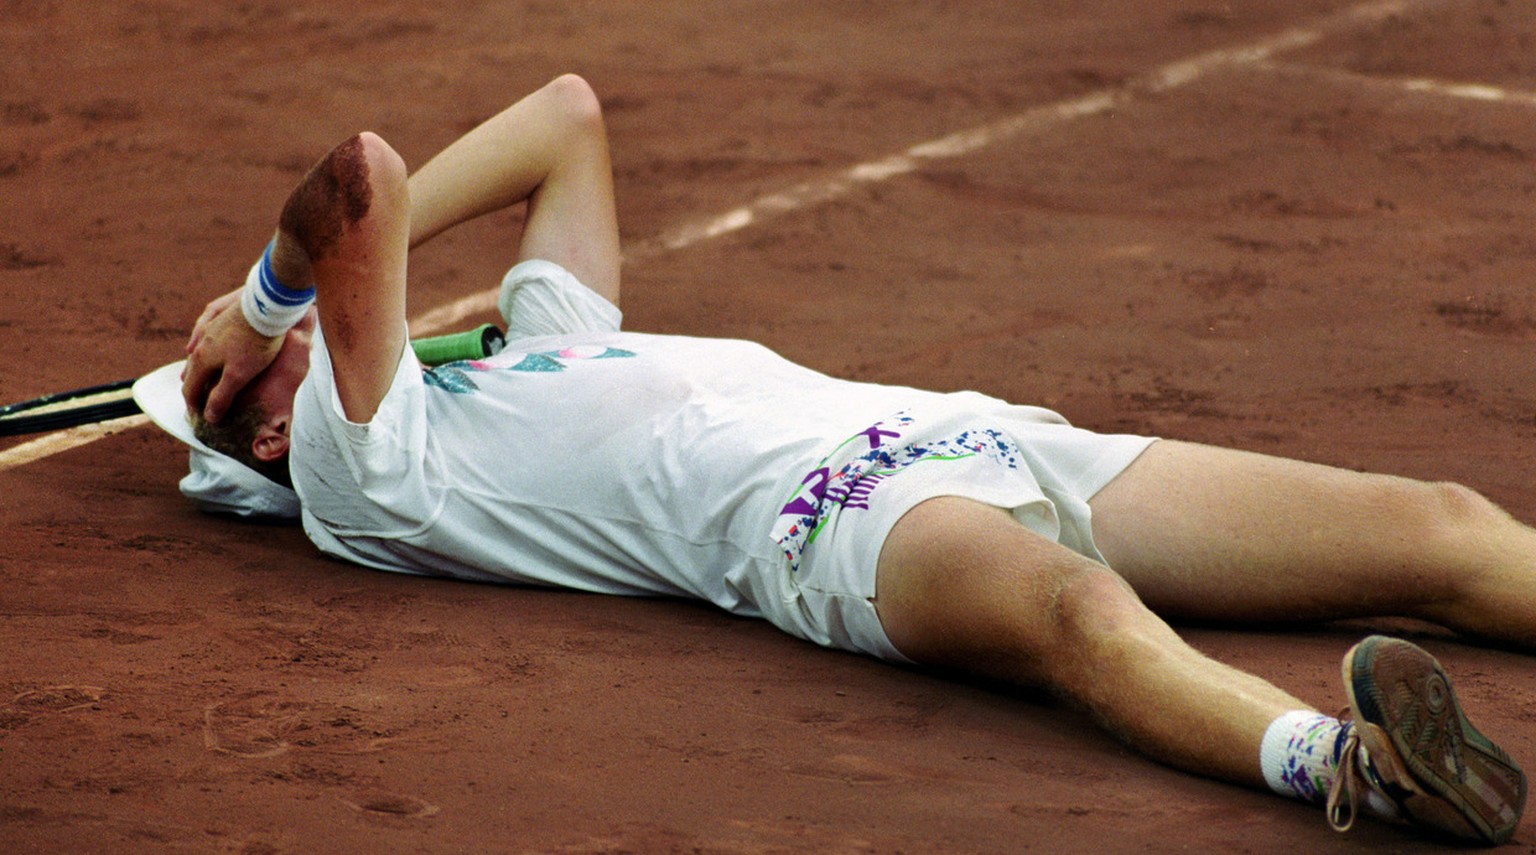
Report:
184,74,622,421
286,132,409,423
407,73,621,307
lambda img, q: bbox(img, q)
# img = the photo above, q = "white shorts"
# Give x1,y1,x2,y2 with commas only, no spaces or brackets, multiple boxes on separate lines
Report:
765,398,1156,663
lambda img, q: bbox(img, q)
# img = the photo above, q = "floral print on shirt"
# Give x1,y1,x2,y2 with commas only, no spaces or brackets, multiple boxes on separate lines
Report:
423,345,635,393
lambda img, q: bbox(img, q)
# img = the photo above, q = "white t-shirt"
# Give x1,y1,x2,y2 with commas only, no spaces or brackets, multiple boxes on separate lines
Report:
289,261,1147,654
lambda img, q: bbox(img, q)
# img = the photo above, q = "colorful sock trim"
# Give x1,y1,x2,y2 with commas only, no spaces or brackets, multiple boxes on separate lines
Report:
1260,710,1347,805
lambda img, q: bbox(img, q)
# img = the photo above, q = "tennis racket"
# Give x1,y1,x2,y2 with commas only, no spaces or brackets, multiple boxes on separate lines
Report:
0,378,142,437
0,325,505,438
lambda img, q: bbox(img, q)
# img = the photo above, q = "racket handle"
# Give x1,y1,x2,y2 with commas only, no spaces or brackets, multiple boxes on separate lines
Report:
410,324,505,366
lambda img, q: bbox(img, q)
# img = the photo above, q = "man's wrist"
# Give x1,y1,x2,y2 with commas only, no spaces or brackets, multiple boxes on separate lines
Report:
240,240,316,338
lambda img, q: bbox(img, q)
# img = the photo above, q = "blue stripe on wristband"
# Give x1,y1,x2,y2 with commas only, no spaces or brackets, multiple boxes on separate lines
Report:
257,242,315,306
241,240,315,337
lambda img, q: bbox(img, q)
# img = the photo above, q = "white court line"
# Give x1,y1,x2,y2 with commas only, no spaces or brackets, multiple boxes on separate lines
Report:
0,0,1431,473
1257,59,1536,109
1403,78,1536,107
0,415,151,470
410,0,1424,337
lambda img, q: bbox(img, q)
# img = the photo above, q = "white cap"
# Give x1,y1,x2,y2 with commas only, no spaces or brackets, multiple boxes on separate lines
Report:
131,361,300,519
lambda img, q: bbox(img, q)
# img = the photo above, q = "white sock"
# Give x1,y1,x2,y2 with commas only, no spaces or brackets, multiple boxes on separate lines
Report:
1260,710,1346,805
1258,710,1402,821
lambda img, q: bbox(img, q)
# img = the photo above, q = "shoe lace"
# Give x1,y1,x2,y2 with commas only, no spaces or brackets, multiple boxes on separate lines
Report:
1326,721,1364,833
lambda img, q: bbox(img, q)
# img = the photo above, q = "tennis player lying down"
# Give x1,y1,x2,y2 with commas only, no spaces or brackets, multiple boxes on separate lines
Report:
146,74,1530,844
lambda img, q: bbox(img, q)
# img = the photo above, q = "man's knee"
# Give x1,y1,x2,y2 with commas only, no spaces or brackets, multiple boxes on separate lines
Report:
1047,566,1149,653
1424,479,1506,527
1345,476,1516,609
875,497,1156,679
1376,477,1509,553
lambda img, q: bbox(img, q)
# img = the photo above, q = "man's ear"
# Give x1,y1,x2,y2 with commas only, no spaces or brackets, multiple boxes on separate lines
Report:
251,417,291,463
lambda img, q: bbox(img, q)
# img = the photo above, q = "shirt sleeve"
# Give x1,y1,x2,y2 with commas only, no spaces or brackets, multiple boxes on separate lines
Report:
496,259,623,340
291,326,443,538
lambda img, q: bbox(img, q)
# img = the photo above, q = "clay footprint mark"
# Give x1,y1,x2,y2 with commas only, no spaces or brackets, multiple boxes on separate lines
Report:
11,684,106,712
340,791,440,818
203,694,407,759
0,684,106,729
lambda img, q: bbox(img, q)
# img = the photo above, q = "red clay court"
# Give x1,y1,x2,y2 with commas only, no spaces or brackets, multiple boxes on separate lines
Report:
3,1,1535,851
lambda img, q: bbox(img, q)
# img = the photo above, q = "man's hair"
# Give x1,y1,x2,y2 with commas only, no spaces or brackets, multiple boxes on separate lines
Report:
190,405,293,488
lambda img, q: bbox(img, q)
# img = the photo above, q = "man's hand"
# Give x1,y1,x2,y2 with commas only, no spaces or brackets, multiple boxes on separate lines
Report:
182,288,285,424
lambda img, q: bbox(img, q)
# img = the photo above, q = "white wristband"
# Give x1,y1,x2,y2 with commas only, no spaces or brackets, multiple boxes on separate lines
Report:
240,241,315,337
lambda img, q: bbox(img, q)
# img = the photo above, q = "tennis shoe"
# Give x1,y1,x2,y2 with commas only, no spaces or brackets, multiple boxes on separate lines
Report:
1325,635,1525,845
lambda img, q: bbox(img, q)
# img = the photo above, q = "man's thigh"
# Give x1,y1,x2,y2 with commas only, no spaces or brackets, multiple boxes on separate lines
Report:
1086,439,1462,622
873,495,1143,680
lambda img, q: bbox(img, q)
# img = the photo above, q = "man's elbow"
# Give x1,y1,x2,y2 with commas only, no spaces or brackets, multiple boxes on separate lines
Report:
543,73,605,132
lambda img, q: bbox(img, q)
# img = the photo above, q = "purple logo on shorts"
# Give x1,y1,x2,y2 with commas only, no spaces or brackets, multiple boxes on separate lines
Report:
771,412,1020,573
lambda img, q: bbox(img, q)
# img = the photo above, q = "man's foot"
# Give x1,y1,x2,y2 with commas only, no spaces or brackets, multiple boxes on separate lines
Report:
1326,635,1526,845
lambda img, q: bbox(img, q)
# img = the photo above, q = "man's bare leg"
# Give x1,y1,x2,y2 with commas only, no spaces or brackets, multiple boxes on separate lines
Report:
1089,440,1536,647
873,496,1304,787
873,446,1529,841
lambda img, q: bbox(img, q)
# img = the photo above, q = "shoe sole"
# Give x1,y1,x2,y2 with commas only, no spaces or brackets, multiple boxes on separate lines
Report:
1343,635,1527,845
